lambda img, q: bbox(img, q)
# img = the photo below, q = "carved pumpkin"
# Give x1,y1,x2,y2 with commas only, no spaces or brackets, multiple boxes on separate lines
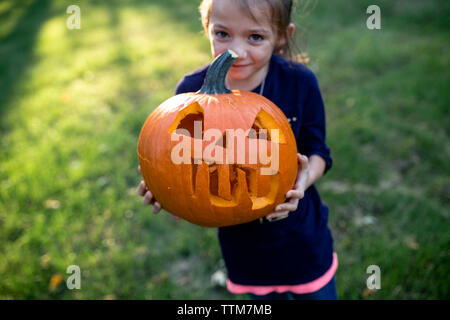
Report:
138,50,298,227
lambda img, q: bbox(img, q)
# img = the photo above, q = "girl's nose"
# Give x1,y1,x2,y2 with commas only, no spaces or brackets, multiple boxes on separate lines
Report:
230,43,247,60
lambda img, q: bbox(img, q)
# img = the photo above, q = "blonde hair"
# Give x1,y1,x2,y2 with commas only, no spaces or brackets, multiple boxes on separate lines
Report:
199,0,298,61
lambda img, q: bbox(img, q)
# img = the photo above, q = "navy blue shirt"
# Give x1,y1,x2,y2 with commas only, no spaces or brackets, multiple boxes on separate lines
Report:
175,54,335,286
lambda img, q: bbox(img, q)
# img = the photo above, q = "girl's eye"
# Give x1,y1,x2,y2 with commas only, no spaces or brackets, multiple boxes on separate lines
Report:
215,31,229,39
249,34,264,42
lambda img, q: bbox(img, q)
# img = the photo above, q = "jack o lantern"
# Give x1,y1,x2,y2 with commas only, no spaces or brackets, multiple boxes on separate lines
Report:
138,50,298,227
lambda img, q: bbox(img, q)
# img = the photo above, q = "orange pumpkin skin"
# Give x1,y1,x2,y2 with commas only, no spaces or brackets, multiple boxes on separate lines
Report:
137,51,298,227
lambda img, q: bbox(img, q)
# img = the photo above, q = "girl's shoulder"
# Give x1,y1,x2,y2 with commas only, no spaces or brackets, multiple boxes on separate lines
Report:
175,64,210,94
270,54,319,88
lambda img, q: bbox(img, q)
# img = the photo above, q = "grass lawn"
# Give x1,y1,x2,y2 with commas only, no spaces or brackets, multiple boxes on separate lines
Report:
0,0,448,299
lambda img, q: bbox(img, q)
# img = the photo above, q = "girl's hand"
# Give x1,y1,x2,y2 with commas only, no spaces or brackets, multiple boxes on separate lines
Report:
136,179,162,214
136,166,180,220
266,153,310,221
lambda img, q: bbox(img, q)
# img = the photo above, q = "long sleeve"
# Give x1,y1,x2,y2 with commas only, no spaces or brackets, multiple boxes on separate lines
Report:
298,74,333,174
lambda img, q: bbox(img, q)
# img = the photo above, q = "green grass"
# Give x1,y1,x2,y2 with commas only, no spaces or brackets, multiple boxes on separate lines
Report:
0,0,449,299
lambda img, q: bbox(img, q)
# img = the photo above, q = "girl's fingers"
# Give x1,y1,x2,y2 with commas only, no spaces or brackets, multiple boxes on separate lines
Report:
268,197,301,219
152,201,161,214
142,190,155,205
276,198,299,212
293,154,309,186
139,183,164,216
286,189,304,199
266,211,289,220
288,196,300,206
297,153,309,171
277,203,297,213
137,177,164,216
136,180,148,196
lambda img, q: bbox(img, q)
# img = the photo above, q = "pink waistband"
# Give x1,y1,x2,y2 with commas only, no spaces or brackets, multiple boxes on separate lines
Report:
227,252,338,295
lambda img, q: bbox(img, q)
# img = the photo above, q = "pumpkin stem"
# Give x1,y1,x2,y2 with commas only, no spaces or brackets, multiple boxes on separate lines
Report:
199,50,238,94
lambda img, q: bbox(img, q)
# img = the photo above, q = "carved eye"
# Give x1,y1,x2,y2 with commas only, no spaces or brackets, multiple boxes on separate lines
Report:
247,110,286,143
169,102,204,137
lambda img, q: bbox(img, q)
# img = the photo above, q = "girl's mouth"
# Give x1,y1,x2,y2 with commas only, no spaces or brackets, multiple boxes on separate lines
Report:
231,64,250,68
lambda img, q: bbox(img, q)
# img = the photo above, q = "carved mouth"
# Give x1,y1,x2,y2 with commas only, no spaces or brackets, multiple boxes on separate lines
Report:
207,162,279,209
188,161,279,210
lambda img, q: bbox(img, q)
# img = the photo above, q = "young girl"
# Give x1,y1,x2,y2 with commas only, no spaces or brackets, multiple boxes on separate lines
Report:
137,0,338,300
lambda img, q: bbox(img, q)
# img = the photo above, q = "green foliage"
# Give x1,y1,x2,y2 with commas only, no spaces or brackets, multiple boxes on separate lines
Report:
0,0,448,299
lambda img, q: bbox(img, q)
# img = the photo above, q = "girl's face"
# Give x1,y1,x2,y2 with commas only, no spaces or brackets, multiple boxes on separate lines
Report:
207,0,284,90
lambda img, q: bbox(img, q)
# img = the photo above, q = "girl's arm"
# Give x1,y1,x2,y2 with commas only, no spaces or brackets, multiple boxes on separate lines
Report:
266,71,332,221
303,154,326,190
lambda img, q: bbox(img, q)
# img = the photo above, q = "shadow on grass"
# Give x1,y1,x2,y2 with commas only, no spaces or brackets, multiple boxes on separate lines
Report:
0,0,51,127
